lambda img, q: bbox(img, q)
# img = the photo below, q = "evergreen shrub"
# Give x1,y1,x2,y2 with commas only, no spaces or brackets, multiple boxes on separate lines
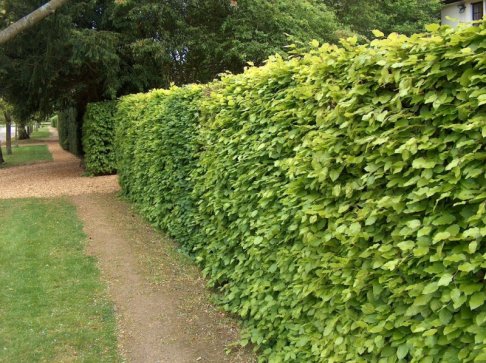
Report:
92,23,486,362
82,101,118,175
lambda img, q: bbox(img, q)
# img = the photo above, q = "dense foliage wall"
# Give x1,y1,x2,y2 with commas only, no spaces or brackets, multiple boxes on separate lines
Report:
82,101,117,175
85,23,486,362
115,86,203,248
49,115,58,128
58,107,82,156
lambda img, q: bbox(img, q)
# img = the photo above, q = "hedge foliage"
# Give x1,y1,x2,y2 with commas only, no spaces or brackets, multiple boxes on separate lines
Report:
86,23,486,362
115,85,203,248
58,107,83,156
50,115,58,128
82,101,118,175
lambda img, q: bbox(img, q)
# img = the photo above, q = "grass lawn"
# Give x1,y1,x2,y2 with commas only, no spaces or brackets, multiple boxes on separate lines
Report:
0,145,52,168
30,126,51,140
0,198,120,362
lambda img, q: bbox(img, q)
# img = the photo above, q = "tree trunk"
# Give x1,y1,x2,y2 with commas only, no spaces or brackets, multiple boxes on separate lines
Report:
4,111,12,155
15,123,19,146
0,141,4,164
18,126,30,140
0,0,69,45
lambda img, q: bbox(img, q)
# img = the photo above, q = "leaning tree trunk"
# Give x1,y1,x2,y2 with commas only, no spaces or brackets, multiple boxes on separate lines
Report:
4,111,12,155
0,0,70,45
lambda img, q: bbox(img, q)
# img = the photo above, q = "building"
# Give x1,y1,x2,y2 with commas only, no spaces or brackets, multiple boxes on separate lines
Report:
442,0,485,27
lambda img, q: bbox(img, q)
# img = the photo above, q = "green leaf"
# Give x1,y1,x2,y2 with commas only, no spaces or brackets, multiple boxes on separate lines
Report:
423,328,437,337
470,293,485,310
397,344,409,359
433,214,456,226
468,241,478,253
382,260,400,271
437,274,453,287
475,312,486,326
433,231,451,243
349,222,362,235
425,23,440,32
413,246,429,257
412,158,436,169
397,240,415,251
423,282,439,295
439,308,453,325
372,29,385,38
406,219,421,230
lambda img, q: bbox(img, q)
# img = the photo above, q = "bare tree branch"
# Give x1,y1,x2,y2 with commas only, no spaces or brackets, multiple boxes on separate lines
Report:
0,0,69,45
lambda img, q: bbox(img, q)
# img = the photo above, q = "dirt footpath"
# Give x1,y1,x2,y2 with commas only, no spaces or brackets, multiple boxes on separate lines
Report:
73,193,255,363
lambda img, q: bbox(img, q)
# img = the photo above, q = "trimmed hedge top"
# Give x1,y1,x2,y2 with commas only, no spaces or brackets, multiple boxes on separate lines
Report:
84,23,486,362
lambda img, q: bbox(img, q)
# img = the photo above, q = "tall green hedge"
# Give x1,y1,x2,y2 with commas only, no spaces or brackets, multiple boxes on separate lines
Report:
86,23,486,362
58,107,83,156
50,115,58,128
115,86,203,248
194,24,486,362
82,101,118,175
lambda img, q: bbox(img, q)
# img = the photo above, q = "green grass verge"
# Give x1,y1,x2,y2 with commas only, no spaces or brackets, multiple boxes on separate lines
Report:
0,145,52,168
30,127,51,140
0,198,120,362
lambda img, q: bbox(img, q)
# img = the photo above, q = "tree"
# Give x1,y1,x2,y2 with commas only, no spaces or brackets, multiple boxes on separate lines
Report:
0,0,441,152
0,0,69,45
0,0,341,121
182,0,342,82
321,0,441,39
0,98,12,155
3,110,12,155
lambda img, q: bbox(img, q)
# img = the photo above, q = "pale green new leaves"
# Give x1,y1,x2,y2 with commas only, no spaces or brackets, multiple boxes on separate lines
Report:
100,21,486,363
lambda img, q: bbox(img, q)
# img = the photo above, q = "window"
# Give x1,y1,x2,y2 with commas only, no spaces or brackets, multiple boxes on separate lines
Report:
472,2,484,21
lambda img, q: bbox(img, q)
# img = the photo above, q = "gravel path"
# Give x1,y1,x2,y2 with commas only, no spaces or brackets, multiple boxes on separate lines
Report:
0,128,119,199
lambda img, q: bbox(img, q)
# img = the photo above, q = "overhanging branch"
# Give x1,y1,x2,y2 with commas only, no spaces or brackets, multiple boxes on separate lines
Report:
0,0,69,45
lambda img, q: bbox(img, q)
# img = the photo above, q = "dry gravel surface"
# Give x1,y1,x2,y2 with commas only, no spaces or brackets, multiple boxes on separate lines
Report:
0,130,119,199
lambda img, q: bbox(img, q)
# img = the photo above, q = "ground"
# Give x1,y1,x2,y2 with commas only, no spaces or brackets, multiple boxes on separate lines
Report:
0,128,255,363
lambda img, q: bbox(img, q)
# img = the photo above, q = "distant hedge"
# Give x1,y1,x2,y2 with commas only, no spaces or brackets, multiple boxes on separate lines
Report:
58,107,82,156
82,101,118,175
85,23,486,362
50,115,58,128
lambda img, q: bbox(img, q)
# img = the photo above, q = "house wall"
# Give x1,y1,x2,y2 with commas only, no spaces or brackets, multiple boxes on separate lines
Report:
442,0,485,27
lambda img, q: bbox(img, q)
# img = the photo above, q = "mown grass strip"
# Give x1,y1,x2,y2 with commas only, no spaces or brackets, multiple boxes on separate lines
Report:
0,145,52,168
30,126,52,140
0,198,120,362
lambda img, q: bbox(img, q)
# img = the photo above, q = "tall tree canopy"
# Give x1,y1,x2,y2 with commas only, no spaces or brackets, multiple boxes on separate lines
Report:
0,0,342,120
322,0,442,39
0,0,441,121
